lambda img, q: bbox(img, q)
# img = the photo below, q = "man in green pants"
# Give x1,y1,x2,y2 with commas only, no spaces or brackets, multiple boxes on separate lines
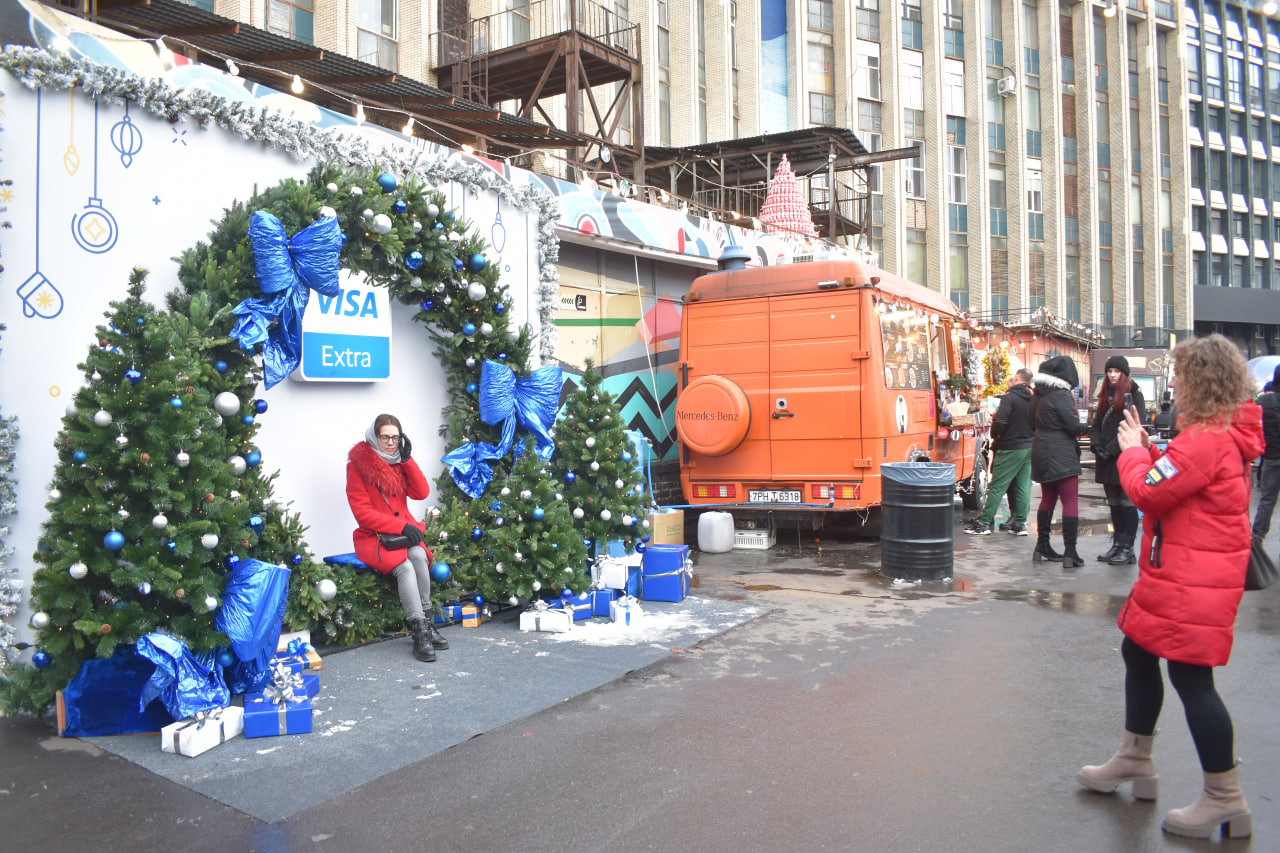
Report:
965,368,1034,536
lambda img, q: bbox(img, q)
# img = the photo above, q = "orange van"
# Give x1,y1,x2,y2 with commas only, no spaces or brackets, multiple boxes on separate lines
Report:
674,254,988,527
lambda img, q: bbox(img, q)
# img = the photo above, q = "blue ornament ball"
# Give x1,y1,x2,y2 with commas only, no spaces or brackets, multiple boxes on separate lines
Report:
622,451,632,462
561,588,574,600
104,530,125,551
136,317,145,326
490,501,502,511
463,322,477,336
32,650,52,669
430,562,451,583
421,299,435,312
246,450,262,467
474,595,485,606
497,352,507,361
493,303,506,315
169,397,183,409
495,517,505,526
564,472,576,483
532,507,545,520
637,542,647,553
166,541,177,552
73,451,87,464
217,649,236,668
406,251,424,270
254,399,269,414
443,211,455,223
453,258,465,271
466,382,478,394
242,414,255,426
551,542,558,550
125,369,142,385
470,253,487,271
393,199,408,214
226,554,241,568
471,526,483,540
292,554,303,565
377,172,398,192
432,221,445,231
642,535,651,543
249,515,265,533
214,360,228,373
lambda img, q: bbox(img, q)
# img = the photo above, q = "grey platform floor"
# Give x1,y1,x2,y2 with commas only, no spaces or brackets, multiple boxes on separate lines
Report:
82,595,759,823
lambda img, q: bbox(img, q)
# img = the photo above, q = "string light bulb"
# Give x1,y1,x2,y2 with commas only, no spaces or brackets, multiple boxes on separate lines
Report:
226,59,239,76
291,74,304,94
403,116,416,135
355,102,366,123
461,143,475,155
155,37,175,66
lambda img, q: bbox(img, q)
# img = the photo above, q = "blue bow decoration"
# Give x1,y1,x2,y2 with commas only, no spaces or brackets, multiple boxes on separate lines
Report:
230,211,346,389
443,359,563,498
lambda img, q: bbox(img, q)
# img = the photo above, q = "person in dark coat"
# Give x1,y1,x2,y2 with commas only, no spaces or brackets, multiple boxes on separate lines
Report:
346,413,449,663
1077,334,1262,840
1152,392,1177,438
1253,366,1280,540
1089,355,1147,565
965,368,1034,535
1030,355,1089,565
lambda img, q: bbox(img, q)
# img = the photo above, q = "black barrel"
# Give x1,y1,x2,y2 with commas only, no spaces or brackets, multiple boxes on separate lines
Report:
880,462,956,580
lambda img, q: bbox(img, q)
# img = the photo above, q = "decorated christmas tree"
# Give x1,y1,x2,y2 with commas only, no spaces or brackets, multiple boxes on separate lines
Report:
550,358,651,553
0,270,312,714
1,324,21,672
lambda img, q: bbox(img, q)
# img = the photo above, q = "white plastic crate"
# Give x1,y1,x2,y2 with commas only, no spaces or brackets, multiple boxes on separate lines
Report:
733,528,775,550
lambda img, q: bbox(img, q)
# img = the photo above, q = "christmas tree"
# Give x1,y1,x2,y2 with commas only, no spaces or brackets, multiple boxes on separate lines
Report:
1,323,21,672
550,358,651,553
0,270,311,714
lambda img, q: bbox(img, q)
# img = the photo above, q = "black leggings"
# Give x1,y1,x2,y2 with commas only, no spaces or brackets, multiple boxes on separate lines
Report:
1122,636,1236,773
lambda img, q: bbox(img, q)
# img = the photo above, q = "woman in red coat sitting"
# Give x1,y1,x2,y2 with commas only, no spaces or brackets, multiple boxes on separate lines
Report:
346,414,449,662
1076,335,1263,840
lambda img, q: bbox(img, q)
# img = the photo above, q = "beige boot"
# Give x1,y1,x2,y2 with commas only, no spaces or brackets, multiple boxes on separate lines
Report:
1077,731,1158,800
1162,767,1252,839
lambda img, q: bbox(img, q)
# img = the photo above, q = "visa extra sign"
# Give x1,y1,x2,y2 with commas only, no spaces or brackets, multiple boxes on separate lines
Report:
297,273,392,381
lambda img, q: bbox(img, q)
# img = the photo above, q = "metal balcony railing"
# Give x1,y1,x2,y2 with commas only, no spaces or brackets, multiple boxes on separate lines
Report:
430,0,639,68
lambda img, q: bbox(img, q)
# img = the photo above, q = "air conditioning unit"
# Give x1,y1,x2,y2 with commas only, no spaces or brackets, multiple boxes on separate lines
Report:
997,75,1018,96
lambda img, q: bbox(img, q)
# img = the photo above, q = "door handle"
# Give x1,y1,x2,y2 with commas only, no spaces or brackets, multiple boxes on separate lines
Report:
772,411,794,419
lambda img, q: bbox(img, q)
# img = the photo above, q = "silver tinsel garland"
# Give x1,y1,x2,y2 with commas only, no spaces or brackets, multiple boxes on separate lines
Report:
0,46,563,362
0,410,19,671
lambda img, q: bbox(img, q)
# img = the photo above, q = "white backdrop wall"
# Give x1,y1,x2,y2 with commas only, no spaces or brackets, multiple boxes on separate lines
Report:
0,76,539,637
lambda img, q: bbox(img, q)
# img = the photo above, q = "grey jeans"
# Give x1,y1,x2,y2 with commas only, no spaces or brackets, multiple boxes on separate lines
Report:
391,545,432,621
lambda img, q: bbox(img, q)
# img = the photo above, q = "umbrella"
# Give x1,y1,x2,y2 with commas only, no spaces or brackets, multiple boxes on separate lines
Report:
1247,356,1280,393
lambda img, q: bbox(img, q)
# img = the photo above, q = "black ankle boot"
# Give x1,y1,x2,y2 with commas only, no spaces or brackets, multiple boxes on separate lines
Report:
407,617,437,662
1034,510,1063,562
425,618,449,650
1107,532,1136,565
1097,506,1122,562
1062,516,1084,568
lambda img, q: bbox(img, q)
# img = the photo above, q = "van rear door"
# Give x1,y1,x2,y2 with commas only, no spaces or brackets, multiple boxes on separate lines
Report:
768,290,866,480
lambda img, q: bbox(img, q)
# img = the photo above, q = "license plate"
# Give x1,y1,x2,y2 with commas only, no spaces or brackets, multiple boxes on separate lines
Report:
749,489,801,503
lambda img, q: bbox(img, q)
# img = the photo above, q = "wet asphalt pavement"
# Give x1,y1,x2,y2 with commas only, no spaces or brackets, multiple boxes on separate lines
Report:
3,483,1278,853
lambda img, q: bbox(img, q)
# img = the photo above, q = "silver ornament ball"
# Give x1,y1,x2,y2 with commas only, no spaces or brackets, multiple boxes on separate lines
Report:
316,579,338,601
94,409,113,427
213,392,241,417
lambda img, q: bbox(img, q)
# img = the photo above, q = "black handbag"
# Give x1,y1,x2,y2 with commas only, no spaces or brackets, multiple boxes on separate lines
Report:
377,533,415,551
1246,537,1279,591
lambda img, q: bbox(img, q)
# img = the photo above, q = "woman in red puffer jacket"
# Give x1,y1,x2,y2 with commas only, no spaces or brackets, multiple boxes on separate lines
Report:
1076,335,1263,841
346,414,448,662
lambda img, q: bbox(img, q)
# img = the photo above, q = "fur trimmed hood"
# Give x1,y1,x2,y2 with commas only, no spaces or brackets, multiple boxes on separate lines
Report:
348,441,407,496
1033,355,1079,391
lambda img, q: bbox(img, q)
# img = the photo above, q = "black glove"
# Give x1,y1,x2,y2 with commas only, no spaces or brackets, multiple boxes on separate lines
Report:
399,434,413,463
401,523,424,546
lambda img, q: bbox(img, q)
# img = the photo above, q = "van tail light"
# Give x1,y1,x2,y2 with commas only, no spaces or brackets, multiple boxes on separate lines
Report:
811,484,861,500
692,483,737,499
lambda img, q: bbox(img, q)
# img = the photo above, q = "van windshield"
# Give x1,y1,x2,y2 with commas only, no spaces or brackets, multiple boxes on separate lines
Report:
879,307,931,390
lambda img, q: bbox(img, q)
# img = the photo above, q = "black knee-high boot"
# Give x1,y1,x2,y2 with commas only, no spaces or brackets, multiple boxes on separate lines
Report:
1034,510,1063,562
1062,516,1084,568
1097,504,1122,562
1107,506,1139,565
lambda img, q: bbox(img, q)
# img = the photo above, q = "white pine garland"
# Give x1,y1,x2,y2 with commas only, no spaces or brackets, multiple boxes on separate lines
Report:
0,397,19,671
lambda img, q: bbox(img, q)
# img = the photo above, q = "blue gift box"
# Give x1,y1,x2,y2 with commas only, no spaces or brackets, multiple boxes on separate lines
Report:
300,673,320,698
589,588,618,617
243,694,313,738
640,544,690,602
270,650,322,674
547,593,593,621
434,605,465,625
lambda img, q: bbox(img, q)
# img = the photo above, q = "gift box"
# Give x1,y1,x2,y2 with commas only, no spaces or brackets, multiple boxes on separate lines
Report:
519,604,573,633
589,588,618,618
56,646,176,737
270,649,323,674
300,673,320,698
161,706,244,757
462,604,483,627
640,544,691,602
609,596,645,627
243,694,313,738
547,593,593,622
434,604,464,625
595,554,642,597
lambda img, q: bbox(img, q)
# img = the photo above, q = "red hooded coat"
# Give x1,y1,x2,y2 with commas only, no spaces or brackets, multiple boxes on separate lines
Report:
346,441,432,574
1115,402,1264,666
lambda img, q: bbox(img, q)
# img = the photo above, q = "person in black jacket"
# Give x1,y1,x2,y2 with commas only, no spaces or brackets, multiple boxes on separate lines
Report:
1152,392,1177,438
1253,366,1280,541
1030,356,1090,566
1089,355,1147,565
965,368,1035,535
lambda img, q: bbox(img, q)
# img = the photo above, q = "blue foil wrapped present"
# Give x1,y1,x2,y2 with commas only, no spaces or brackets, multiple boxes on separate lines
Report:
434,605,464,625
640,544,691,602
243,694,312,737
589,588,617,617
136,633,230,720
58,646,176,737
547,593,593,621
300,673,320,698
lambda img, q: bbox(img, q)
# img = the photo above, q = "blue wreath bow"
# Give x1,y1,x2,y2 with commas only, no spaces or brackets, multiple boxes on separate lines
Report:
443,359,562,498
230,211,346,389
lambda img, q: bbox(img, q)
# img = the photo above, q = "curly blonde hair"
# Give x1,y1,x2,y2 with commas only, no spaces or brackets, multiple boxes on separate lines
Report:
1171,334,1254,428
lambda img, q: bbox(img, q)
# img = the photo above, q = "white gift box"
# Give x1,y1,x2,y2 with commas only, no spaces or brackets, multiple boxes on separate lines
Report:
161,706,244,757
609,596,645,627
519,605,573,633
595,553,642,591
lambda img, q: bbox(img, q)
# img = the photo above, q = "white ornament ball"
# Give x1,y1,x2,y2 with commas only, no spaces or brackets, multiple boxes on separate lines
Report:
564,566,574,574
586,437,596,448
92,371,101,381
94,409,113,427
590,461,600,472
439,234,449,244
439,531,449,541
443,296,452,306
212,415,223,428
152,514,168,529
118,509,130,520
137,581,152,595
592,395,599,402
30,611,50,630
448,231,462,243
193,428,202,438
412,220,422,233
372,213,392,233
532,581,542,592
467,282,487,301
634,485,644,494
520,490,532,500
69,562,89,580
555,493,563,501
642,519,651,528
116,434,129,447
599,509,612,521
201,533,219,550
622,514,634,526
213,391,241,417
495,562,505,573
351,185,363,196
204,596,219,612
479,322,494,336
500,487,511,497
428,506,442,518
508,595,519,606
311,555,324,565
228,455,247,476
466,357,477,368
65,402,79,418
427,203,440,217
175,451,190,468
318,205,337,218
615,479,625,489
229,490,241,501
48,489,62,501
326,182,339,192
514,551,523,562
572,508,584,520
316,579,338,601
